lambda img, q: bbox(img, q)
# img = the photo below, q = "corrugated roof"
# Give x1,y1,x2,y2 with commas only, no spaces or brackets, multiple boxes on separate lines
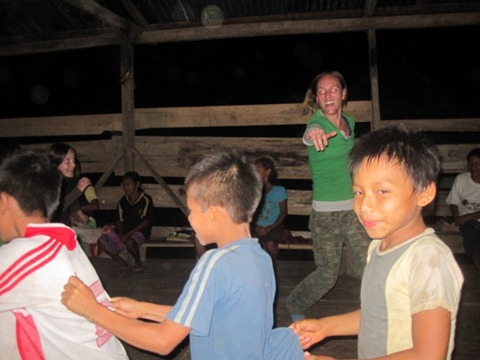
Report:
1,0,479,49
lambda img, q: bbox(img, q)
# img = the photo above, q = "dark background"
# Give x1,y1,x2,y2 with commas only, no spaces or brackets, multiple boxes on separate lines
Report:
1,26,479,121
1,26,479,230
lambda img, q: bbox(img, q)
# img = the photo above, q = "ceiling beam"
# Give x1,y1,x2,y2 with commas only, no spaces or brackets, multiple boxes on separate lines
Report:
363,0,378,17
0,11,478,57
119,0,149,27
60,0,138,31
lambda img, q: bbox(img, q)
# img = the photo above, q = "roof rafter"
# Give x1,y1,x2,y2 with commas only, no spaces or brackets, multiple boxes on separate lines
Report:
60,0,138,31
0,10,478,57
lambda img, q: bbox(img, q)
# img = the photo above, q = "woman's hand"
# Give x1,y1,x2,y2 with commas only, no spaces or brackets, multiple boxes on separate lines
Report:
305,128,337,151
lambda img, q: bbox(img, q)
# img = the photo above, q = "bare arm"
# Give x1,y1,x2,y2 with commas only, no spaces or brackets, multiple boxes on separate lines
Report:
62,276,189,355
111,296,172,322
290,310,361,350
294,308,451,360
80,198,99,216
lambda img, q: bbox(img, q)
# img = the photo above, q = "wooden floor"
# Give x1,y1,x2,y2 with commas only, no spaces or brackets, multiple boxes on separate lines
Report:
90,250,480,360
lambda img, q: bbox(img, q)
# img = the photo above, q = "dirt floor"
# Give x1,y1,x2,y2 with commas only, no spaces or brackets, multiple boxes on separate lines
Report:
90,250,480,360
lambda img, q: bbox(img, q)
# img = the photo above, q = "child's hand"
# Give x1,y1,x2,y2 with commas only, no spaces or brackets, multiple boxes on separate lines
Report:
77,177,92,192
61,276,99,321
290,318,328,350
256,225,268,236
70,209,89,226
304,351,336,360
110,297,143,319
262,225,273,235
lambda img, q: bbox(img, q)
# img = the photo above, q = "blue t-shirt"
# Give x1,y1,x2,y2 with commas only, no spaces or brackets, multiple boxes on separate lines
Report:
255,185,287,227
167,238,304,360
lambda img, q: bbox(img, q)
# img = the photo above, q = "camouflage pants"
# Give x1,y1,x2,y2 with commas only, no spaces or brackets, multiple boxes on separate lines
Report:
286,209,370,315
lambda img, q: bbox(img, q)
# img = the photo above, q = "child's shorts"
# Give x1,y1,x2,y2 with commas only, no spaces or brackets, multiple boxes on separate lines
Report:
97,225,146,254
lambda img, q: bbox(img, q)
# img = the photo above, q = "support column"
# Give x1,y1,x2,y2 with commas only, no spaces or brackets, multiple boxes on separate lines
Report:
368,29,381,130
120,32,135,171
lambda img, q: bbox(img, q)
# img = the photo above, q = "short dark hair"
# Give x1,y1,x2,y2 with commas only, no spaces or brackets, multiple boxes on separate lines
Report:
349,125,440,192
0,151,61,218
122,171,144,192
185,150,262,224
466,148,480,160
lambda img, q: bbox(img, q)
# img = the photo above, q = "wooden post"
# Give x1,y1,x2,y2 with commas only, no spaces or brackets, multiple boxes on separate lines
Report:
133,147,189,217
368,29,381,130
120,32,135,171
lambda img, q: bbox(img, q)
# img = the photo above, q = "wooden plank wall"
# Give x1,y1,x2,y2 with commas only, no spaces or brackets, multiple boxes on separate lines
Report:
3,101,479,234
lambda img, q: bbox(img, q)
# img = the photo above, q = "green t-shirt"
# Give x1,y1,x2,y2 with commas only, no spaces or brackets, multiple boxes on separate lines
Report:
306,110,356,202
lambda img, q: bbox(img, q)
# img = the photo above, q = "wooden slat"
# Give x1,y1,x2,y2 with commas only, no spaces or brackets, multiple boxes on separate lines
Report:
134,101,372,128
3,104,479,138
96,185,454,219
0,101,371,137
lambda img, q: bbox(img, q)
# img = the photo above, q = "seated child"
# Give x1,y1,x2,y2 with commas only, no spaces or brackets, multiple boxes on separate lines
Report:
0,151,128,359
252,157,290,260
291,125,464,360
61,150,304,360
446,148,480,276
97,171,154,273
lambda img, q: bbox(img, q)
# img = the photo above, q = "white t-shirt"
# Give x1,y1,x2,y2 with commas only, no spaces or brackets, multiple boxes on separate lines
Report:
446,172,480,217
359,228,464,359
0,223,128,360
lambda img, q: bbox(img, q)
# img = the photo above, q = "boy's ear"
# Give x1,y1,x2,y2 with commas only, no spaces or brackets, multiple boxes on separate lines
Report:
208,205,228,223
417,182,437,207
0,192,11,215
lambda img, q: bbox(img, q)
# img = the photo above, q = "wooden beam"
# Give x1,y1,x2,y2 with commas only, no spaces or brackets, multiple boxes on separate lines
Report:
0,113,121,137
120,34,135,171
2,104,479,139
133,147,189,216
378,119,480,132
60,0,137,31
0,31,121,56
0,101,372,137
94,152,123,189
364,0,378,17
368,29,381,130
136,12,480,44
119,0,149,27
1,12,478,56
134,102,373,129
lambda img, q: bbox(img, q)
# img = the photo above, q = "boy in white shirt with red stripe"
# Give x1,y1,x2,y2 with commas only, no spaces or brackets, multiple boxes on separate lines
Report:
0,151,128,359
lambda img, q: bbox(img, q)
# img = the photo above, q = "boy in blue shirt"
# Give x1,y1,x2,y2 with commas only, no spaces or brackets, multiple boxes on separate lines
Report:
62,150,304,360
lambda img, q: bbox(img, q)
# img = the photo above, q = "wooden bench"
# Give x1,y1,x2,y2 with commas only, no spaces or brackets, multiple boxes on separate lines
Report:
137,228,314,262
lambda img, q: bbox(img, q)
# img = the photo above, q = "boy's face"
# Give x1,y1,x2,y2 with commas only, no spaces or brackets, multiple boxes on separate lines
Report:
352,156,431,247
467,155,480,179
186,188,214,246
121,178,139,197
